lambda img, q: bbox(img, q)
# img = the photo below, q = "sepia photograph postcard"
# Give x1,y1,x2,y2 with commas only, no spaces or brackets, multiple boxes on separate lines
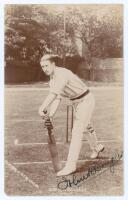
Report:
1,1,127,198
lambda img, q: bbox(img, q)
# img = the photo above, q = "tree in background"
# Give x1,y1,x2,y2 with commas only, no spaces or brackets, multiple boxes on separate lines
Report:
5,5,49,62
5,5,123,82
64,5,123,80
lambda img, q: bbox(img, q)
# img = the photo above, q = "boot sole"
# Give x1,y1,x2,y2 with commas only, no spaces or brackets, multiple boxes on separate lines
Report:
97,147,105,157
100,147,105,152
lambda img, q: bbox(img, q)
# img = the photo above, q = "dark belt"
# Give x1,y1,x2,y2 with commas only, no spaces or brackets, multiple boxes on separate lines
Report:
70,89,90,101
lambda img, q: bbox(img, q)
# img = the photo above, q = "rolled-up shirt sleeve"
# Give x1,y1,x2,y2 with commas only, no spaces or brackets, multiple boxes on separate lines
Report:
50,73,68,95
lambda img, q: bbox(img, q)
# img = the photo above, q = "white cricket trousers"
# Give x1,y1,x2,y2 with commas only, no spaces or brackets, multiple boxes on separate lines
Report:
67,92,98,165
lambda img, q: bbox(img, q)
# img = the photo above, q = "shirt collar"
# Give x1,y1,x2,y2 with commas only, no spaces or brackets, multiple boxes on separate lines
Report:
50,66,57,79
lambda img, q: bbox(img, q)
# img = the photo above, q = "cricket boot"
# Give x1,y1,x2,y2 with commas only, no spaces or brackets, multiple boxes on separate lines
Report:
90,144,105,159
57,162,76,177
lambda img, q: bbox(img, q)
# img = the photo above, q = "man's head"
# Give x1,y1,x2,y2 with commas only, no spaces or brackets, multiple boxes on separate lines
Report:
40,54,56,76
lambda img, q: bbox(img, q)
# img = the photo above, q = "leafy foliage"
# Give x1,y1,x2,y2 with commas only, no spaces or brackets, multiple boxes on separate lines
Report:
5,5,123,82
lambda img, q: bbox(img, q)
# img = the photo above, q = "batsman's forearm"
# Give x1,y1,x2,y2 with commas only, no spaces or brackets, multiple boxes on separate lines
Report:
40,93,57,111
49,98,61,117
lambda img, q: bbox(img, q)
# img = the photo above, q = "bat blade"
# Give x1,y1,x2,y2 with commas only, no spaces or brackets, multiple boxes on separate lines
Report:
47,129,61,172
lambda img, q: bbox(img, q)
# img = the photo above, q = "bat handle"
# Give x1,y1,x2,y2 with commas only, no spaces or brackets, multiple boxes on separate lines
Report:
43,110,53,131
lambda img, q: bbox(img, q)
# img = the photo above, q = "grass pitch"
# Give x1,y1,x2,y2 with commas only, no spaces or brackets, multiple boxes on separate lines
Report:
4,86,123,195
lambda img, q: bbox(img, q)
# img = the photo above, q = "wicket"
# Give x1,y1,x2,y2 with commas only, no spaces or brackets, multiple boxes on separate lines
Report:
66,105,74,143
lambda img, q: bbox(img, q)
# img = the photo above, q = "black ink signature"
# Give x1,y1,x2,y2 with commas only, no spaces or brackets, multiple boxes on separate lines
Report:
57,151,123,190
109,151,123,173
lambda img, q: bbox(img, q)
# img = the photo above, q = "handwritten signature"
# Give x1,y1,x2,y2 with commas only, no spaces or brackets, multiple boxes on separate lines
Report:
57,151,123,190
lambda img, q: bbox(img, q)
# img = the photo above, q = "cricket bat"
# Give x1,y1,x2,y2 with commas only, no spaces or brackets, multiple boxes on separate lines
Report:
47,127,61,172
43,110,60,172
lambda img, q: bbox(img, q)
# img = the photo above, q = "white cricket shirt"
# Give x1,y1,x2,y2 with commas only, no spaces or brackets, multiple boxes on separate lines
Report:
49,67,88,99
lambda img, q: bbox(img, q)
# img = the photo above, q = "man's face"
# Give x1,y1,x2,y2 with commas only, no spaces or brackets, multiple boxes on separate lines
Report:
40,60,55,76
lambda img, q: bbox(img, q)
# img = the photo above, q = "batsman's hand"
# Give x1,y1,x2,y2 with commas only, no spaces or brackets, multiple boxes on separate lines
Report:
39,108,53,129
44,117,53,130
38,106,46,117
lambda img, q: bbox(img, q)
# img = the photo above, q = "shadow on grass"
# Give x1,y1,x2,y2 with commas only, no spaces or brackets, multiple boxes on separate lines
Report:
75,157,122,174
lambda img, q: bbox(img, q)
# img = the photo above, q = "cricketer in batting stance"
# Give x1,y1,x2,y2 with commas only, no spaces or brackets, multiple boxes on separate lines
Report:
39,54,104,176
